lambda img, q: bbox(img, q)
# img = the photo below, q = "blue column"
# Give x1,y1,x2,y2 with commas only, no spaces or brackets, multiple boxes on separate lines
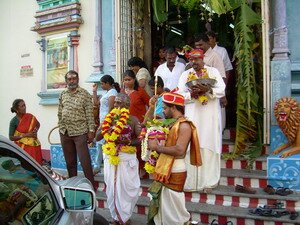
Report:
268,0,299,191
270,0,291,117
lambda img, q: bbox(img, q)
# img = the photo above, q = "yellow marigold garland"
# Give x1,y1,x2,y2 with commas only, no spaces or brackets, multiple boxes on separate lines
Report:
187,70,210,105
102,108,135,165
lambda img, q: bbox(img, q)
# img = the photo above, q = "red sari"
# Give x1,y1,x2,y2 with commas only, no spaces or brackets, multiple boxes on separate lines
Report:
14,113,43,164
122,87,150,123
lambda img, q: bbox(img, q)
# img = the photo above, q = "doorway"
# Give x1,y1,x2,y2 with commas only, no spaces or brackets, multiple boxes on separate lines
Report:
150,3,237,129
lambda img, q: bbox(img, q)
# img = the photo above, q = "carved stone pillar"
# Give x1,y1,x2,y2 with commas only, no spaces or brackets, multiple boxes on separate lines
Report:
272,0,289,60
87,0,116,83
37,38,47,92
87,0,103,83
270,0,291,154
68,32,80,72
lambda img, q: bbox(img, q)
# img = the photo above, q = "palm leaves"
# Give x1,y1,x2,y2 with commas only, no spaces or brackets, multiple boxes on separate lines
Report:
232,2,262,157
208,0,263,158
152,0,168,25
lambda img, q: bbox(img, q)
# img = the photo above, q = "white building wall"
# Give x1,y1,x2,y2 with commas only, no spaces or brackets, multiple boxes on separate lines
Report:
0,0,96,150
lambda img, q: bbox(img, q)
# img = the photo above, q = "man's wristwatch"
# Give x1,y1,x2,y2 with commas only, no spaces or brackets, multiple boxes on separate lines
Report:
207,87,213,94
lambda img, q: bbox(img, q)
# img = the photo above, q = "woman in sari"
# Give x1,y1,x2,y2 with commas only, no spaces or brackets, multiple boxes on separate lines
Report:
9,99,43,164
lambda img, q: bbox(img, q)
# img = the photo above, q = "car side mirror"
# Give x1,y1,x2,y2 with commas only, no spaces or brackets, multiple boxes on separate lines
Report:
62,187,95,211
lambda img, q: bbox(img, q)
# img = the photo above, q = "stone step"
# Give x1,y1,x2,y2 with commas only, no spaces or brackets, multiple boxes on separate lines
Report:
95,168,268,191
95,174,300,212
52,154,267,181
220,168,267,188
96,192,299,225
221,156,267,171
184,185,300,212
221,140,235,153
96,169,260,189
221,139,267,155
94,167,268,195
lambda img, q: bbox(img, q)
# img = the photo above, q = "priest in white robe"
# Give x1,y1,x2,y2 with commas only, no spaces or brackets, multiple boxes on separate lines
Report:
177,49,225,192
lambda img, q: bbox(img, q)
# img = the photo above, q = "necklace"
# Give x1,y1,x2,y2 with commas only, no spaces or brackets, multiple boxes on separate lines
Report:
125,88,135,96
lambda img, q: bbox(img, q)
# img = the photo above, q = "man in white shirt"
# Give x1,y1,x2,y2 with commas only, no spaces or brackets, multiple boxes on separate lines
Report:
194,33,226,78
207,31,233,131
194,33,228,131
154,47,186,91
206,31,233,77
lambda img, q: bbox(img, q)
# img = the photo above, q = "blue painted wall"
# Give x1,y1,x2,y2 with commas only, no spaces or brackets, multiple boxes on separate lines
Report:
287,0,300,101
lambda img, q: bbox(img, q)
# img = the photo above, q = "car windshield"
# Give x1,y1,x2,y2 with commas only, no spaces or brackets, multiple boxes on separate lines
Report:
0,147,58,225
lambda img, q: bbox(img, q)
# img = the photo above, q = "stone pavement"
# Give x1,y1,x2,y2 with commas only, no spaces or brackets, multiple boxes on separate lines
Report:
96,208,147,225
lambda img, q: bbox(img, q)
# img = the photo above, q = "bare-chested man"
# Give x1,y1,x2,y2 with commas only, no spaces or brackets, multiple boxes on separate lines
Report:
147,92,202,225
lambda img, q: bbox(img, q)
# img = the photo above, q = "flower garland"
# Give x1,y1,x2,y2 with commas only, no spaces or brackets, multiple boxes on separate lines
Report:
140,119,173,174
187,69,210,105
102,108,131,165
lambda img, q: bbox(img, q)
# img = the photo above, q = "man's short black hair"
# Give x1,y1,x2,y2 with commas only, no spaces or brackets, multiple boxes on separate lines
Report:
194,33,209,43
164,102,185,114
127,57,147,68
165,47,177,55
148,76,164,87
206,31,217,38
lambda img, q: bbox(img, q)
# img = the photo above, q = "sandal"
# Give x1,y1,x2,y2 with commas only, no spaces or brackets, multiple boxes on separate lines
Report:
210,220,232,225
260,209,282,218
277,210,290,216
275,187,293,196
290,211,299,220
261,201,284,209
235,184,256,194
248,208,264,216
249,208,282,218
210,219,220,225
263,185,275,195
224,222,233,225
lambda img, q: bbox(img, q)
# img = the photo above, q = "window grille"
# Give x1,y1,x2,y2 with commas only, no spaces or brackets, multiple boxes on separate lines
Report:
116,0,136,78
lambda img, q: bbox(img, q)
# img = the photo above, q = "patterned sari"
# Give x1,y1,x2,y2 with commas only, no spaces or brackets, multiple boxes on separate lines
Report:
14,113,43,164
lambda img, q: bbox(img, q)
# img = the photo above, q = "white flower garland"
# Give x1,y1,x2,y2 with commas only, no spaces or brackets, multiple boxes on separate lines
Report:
141,126,166,161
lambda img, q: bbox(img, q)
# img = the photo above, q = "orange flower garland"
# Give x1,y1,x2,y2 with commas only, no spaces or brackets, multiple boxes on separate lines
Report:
101,108,131,165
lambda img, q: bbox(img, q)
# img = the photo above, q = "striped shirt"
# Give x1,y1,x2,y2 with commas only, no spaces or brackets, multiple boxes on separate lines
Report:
58,87,95,136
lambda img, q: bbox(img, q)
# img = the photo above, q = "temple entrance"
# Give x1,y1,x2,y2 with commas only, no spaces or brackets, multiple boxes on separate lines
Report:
116,0,268,153
150,3,237,129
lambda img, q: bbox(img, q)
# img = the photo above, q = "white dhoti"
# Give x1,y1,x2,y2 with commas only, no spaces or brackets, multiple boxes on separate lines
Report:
184,148,221,191
104,152,140,223
154,159,190,225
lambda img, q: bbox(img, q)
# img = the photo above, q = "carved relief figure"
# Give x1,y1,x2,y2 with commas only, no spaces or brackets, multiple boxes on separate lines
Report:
273,97,300,158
